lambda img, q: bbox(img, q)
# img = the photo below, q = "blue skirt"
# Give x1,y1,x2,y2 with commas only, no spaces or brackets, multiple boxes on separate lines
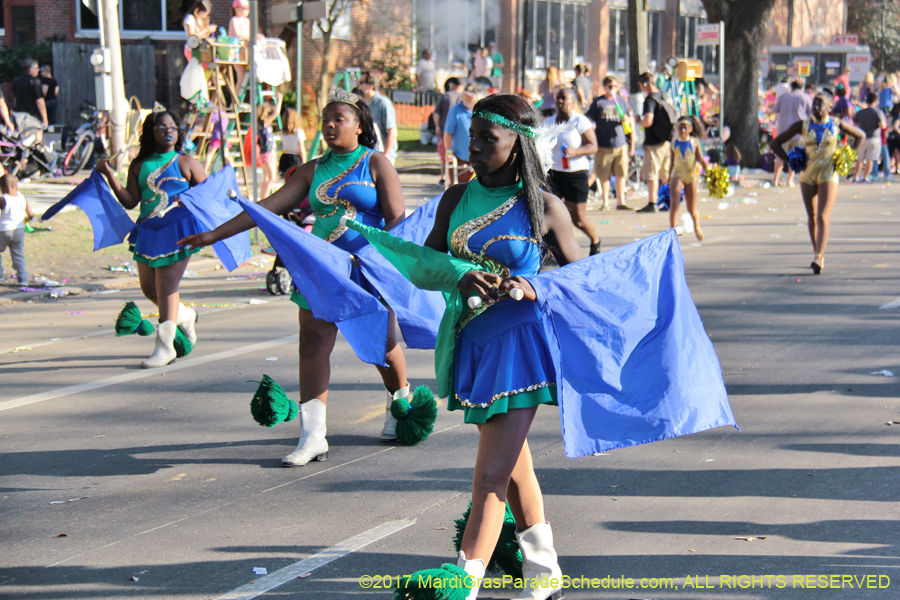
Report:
452,298,558,424
128,206,202,267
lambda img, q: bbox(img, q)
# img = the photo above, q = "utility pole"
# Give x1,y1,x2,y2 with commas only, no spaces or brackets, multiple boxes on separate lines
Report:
99,0,127,170
627,0,648,95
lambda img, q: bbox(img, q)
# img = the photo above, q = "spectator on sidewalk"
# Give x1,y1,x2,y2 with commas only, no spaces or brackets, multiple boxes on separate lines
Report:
852,93,886,183
39,66,58,125
415,49,437,93
0,90,15,134
573,63,593,111
487,42,503,87
358,70,398,164
433,77,463,185
635,71,673,213
586,76,634,210
0,174,33,285
443,83,480,184
12,58,48,131
770,78,811,187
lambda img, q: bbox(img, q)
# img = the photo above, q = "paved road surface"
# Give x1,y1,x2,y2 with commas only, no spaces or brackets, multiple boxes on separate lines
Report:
1,180,898,599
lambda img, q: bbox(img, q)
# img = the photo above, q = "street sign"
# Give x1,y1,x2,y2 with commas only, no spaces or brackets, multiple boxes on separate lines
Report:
831,33,859,46
270,1,327,24
696,24,720,46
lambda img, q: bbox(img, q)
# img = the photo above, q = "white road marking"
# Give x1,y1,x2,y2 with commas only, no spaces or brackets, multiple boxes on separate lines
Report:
214,519,416,600
879,298,900,309
0,335,298,413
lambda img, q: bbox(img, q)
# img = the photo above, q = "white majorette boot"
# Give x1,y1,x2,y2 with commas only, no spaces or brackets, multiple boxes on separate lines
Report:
141,321,177,369
282,399,328,467
513,522,565,600
456,550,486,600
381,384,409,442
175,303,198,345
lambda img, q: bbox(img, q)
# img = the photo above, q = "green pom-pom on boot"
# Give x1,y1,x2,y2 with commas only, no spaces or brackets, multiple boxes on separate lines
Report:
394,563,471,600
115,301,154,337
172,326,193,358
249,375,299,427
454,502,523,579
390,385,438,446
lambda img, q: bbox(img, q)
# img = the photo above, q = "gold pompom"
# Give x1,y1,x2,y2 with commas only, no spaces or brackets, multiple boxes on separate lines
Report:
704,165,729,199
833,146,858,178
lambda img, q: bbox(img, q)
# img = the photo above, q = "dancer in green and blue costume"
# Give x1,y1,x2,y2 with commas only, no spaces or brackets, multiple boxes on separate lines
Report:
180,90,413,467
97,109,207,368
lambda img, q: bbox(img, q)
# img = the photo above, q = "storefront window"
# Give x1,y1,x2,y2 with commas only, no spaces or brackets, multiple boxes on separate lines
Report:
526,0,589,71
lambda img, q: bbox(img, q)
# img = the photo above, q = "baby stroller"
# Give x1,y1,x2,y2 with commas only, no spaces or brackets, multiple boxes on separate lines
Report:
265,164,315,295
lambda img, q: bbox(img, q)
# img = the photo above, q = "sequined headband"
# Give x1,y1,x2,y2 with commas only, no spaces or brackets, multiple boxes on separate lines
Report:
472,110,536,138
328,88,360,106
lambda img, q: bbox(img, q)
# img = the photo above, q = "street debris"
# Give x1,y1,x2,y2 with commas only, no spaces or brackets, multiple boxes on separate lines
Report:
734,536,767,542
870,370,894,377
265,357,278,361
253,567,268,575
66,311,85,315
8,347,32,353
236,298,268,304
55,534,67,537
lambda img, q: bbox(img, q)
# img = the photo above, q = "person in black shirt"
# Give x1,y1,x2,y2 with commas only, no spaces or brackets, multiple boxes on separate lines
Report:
40,65,58,125
585,76,635,210
12,59,48,130
635,72,670,213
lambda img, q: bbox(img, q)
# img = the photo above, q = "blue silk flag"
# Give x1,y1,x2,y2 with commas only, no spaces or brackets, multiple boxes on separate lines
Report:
528,229,737,458
176,166,251,271
41,171,134,251
236,196,390,366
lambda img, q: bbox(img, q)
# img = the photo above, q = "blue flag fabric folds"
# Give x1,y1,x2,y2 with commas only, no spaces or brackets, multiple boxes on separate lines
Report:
176,166,251,271
528,229,737,458
354,195,445,349
236,196,390,366
41,171,134,251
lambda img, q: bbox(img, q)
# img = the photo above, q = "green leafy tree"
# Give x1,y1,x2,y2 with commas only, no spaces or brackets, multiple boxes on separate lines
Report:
369,40,415,91
849,0,900,72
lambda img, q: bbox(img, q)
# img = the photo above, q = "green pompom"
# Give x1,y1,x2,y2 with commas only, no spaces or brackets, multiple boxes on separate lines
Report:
173,327,193,358
115,301,151,336
394,563,472,600
391,385,438,446
454,502,522,578
249,375,298,427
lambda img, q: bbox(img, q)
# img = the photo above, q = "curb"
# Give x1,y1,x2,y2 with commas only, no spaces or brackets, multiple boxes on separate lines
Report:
0,254,272,306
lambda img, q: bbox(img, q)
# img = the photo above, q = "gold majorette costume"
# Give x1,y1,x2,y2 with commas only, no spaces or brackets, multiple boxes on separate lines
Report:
671,139,701,183
799,118,840,185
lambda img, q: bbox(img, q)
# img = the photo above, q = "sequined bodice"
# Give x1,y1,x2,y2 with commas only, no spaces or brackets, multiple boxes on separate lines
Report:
801,118,839,179
310,148,383,252
448,181,542,279
138,152,191,220
673,139,697,173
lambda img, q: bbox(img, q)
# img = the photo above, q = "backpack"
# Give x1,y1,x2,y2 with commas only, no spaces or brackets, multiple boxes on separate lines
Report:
650,95,679,142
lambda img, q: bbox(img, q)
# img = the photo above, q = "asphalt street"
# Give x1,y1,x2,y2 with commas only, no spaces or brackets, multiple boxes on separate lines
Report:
1,178,898,599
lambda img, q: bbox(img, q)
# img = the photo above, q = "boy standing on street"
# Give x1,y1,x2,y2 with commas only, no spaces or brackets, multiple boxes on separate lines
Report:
0,174,33,285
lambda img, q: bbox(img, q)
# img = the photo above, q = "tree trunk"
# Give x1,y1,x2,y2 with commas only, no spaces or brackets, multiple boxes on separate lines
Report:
703,0,777,168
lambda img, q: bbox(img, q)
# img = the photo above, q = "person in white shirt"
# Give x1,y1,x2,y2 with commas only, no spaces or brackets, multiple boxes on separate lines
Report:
480,47,493,79
415,49,437,92
0,174,33,285
544,88,600,254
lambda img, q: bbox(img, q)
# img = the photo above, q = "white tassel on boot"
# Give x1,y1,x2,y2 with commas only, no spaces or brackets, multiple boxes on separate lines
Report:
175,304,198,345
141,321,177,369
282,399,328,467
380,384,409,442
513,522,564,600
456,550,485,600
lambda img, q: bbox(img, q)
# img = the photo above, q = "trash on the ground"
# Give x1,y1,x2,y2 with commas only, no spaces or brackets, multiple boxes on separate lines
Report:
770,234,781,238
718,202,732,210
56,533,67,537
108,263,136,273
214,264,222,270
130,576,139,582
49,501,64,505
66,311,85,315
94,435,105,438
182,271,198,279
68,497,87,502
885,421,899,426
226,275,255,281
734,536,767,541
768,207,779,212
748,192,758,196
253,567,267,575
688,548,699,552
265,357,278,361
592,452,609,456
630,225,646,229
299,572,312,579
8,347,31,353
93,289,121,295
236,298,268,304
34,276,62,287
598,221,610,224
49,290,69,299
870,370,894,377
703,458,715,462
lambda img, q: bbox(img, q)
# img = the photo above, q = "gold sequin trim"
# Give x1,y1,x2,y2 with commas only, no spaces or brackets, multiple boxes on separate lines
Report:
450,193,523,274
455,296,501,335
455,382,556,408
144,155,187,219
480,234,540,259
316,151,370,242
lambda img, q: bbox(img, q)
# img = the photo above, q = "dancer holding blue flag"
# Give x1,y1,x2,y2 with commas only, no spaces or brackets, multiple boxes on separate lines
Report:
179,89,418,467
96,109,209,368
336,94,736,600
